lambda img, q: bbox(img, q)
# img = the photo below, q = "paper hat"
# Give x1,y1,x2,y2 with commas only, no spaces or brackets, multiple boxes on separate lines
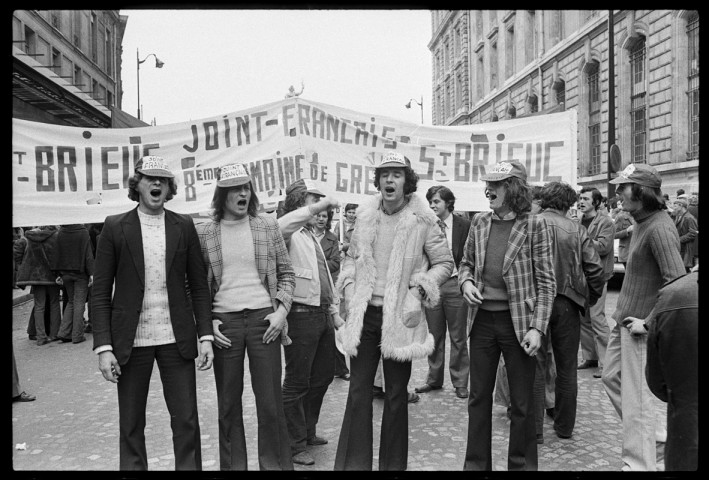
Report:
135,156,174,178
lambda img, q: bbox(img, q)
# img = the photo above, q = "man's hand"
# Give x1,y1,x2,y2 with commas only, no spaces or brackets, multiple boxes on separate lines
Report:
461,281,484,306
627,224,634,234
623,317,648,337
212,319,232,349
197,341,214,371
55,276,63,286
263,309,287,344
332,312,345,330
98,351,121,383
521,328,542,356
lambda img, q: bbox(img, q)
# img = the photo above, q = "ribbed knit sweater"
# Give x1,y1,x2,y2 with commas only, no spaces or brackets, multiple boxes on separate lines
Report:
611,209,685,325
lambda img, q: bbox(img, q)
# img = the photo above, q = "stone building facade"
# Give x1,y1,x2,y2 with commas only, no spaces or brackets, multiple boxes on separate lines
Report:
429,10,699,195
12,10,144,128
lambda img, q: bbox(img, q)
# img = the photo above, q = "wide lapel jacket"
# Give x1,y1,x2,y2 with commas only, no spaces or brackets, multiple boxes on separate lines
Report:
458,211,555,344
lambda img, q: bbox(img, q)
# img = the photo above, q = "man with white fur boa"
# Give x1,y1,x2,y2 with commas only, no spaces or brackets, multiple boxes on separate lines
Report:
334,152,453,471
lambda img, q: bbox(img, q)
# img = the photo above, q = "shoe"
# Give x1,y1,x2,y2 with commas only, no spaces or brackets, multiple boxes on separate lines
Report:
407,392,420,403
13,391,36,402
292,451,315,465
414,384,442,393
555,428,572,439
72,336,87,344
455,387,469,398
536,434,544,444
336,373,350,381
36,338,50,346
58,337,72,343
306,435,328,446
593,367,603,379
372,386,385,399
577,360,598,370
546,408,555,419
28,335,36,341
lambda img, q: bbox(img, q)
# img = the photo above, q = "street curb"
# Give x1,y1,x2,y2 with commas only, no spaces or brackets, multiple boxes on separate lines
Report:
13,293,32,306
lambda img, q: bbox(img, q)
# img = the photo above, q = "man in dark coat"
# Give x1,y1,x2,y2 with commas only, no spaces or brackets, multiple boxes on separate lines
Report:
91,156,213,470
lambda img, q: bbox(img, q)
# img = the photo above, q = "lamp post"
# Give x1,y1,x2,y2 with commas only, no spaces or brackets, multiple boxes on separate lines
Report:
136,48,164,121
405,95,424,124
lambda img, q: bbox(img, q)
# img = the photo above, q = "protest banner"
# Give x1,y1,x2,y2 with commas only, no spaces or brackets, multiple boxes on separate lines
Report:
13,97,577,227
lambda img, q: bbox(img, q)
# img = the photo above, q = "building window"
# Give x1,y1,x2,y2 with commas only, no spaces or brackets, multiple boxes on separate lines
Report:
555,78,566,107
90,12,98,62
51,48,61,74
630,38,647,163
72,11,82,48
105,28,113,76
92,79,99,100
527,94,539,114
454,26,460,59
477,54,484,100
527,10,537,64
490,41,498,89
687,14,699,160
444,40,450,72
476,11,483,42
506,24,515,79
589,123,602,175
455,74,462,112
50,11,60,29
74,65,83,87
588,62,601,175
23,26,37,55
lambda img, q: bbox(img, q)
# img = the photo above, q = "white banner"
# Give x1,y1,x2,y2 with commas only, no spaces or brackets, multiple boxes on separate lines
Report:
12,98,577,227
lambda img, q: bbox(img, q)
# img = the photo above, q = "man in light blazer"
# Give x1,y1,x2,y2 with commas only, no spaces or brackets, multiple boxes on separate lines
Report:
458,160,556,471
92,156,214,470
416,185,471,399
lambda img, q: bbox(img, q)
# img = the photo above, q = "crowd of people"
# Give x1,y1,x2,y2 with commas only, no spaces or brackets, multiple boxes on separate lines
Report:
12,153,697,472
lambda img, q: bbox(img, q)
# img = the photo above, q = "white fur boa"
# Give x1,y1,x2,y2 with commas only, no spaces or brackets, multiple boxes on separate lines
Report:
336,193,447,361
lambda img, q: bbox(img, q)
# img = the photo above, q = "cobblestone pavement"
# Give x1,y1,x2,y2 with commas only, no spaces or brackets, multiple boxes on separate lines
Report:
12,282,666,471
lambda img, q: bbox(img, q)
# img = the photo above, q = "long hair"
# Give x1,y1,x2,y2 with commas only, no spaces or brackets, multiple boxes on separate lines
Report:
426,185,456,212
622,183,665,212
579,187,603,211
209,183,260,222
500,176,532,215
127,172,178,202
539,181,577,211
373,165,418,195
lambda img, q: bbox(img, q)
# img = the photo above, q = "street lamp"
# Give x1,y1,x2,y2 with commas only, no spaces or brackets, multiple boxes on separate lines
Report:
136,48,164,120
405,95,424,124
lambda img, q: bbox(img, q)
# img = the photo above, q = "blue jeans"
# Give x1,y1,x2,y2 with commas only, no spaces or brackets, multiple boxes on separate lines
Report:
282,307,335,454
464,309,537,471
212,308,293,471
57,272,89,341
533,295,581,437
335,305,412,471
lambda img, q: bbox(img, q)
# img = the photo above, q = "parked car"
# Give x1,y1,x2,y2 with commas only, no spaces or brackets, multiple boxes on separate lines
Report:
613,238,625,279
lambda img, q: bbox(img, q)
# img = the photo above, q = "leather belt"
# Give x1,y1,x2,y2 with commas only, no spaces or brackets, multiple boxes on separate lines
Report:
290,303,327,313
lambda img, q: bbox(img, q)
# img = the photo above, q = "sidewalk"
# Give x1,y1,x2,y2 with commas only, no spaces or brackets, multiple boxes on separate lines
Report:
12,287,32,306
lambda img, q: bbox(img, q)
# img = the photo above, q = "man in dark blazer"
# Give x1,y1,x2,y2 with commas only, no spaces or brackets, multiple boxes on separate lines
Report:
91,156,214,470
415,186,472,399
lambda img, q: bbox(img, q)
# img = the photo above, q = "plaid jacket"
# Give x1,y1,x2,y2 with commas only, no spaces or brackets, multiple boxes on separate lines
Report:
195,215,295,343
458,211,556,343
